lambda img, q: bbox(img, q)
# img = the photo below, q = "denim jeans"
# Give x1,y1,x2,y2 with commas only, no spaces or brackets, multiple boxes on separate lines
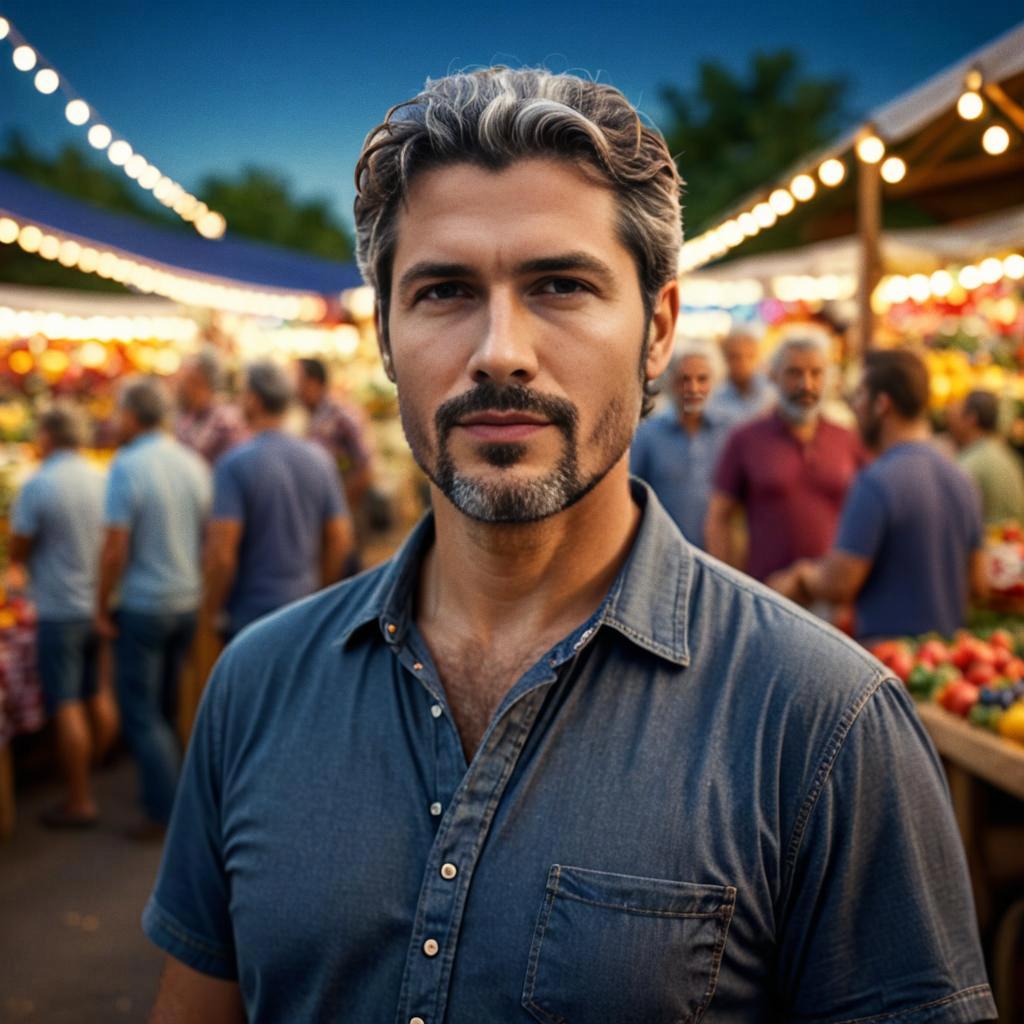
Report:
36,619,100,714
115,609,197,823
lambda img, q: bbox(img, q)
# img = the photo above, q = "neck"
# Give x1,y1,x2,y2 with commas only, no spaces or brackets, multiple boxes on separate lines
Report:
250,414,285,433
418,462,639,648
782,411,818,443
879,416,930,452
678,410,703,435
733,378,754,396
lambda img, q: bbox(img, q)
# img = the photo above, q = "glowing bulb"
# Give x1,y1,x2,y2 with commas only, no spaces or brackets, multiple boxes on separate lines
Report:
957,91,984,120
880,157,907,184
979,257,1004,284
752,202,777,229
958,265,982,290
33,68,59,94
65,99,89,125
107,140,133,166
58,240,81,267
790,174,816,201
1004,254,1024,280
982,125,1010,156
856,135,885,164
138,165,161,190
87,124,112,149
721,220,744,247
197,212,226,239
769,189,795,216
153,177,174,201
9,351,34,375
908,274,931,304
124,155,147,179
737,212,759,237
0,218,19,245
12,45,37,72
17,225,43,253
929,270,953,297
0,18,9,40
818,158,846,187
39,235,60,261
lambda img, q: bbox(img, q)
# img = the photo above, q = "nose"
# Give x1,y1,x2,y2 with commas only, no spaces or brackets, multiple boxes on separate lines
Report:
465,287,539,386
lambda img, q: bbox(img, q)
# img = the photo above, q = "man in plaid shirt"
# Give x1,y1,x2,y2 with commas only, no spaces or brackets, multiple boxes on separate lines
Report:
175,349,248,466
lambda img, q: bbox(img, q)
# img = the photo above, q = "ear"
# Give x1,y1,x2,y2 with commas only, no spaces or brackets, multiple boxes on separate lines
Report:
644,279,679,383
873,391,892,419
375,303,396,383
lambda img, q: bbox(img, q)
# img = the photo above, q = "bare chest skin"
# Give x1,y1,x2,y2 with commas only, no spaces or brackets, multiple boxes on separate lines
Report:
422,630,557,762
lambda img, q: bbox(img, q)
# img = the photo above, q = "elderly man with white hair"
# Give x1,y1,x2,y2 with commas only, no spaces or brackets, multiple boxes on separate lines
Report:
706,330,867,581
629,338,736,548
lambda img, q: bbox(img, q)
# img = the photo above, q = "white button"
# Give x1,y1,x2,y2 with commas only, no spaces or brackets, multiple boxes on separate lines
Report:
430,703,443,718
429,802,442,816
423,938,439,957
440,862,457,880
410,1017,425,1024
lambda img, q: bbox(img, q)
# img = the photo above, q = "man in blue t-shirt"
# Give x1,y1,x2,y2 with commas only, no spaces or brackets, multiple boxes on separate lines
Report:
9,406,116,827
203,361,353,640
769,349,985,640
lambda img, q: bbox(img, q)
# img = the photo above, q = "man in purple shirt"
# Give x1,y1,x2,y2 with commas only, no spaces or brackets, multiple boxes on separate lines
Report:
706,334,866,581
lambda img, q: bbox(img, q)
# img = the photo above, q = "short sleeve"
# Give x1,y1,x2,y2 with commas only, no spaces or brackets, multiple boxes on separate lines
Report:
776,679,996,1022
10,478,39,537
104,460,134,527
211,458,244,522
834,473,886,560
711,429,746,500
142,659,237,978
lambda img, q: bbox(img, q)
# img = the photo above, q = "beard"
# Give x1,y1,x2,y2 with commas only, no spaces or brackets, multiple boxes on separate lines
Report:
776,389,823,425
398,350,646,524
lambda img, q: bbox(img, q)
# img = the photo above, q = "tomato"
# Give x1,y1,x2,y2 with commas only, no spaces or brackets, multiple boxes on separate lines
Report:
917,639,950,665
989,629,1014,651
966,663,997,687
889,650,914,683
944,681,980,718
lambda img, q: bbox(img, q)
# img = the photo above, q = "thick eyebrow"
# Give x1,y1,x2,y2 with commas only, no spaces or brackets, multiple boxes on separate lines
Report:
396,251,615,298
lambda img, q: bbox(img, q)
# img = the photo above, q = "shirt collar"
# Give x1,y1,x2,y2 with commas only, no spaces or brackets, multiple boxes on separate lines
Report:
125,429,164,451
339,480,691,667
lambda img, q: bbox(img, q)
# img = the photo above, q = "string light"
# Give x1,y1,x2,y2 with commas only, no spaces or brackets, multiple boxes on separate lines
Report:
0,17,226,239
871,250,1023,310
982,125,1010,155
880,156,907,183
768,189,795,216
957,91,984,120
818,158,846,187
856,134,886,164
0,213,327,320
790,174,816,201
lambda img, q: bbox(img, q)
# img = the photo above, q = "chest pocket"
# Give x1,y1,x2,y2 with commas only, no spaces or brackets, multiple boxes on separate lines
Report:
522,864,735,1024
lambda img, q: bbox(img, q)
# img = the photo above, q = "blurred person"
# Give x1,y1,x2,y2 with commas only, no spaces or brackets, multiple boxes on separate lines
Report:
97,376,211,838
706,333,866,580
295,357,373,513
203,361,353,641
705,331,774,424
630,339,733,546
175,348,249,465
9,406,116,827
769,350,986,641
145,69,994,1023
947,389,1024,525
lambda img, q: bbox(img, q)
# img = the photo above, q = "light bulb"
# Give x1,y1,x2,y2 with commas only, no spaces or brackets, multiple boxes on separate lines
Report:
790,174,816,201
87,124,112,149
65,99,89,125
856,135,885,164
818,158,846,187
957,91,984,121
880,157,906,184
12,46,37,72
982,125,1010,156
33,68,59,94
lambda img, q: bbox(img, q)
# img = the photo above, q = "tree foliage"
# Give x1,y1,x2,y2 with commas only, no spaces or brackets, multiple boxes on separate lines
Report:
660,51,849,236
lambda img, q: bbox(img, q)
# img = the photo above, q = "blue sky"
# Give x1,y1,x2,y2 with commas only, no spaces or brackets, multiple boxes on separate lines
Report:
1,1,1021,229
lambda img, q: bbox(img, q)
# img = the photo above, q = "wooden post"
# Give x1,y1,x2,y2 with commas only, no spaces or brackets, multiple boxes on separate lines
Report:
856,137,882,356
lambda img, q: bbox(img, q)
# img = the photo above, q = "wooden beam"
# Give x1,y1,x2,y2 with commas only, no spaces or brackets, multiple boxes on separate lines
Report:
857,155,881,356
888,150,1024,197
983,80,1024,135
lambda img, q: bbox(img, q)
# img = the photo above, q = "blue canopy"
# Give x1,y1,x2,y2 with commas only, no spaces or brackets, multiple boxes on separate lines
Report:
0,169,364,296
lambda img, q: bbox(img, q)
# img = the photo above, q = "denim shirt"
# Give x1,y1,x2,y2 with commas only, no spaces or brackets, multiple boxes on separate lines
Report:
144,483,995,1024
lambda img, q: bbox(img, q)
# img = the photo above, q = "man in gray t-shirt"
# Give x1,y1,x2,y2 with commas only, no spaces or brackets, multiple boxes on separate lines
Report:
10,406,117,827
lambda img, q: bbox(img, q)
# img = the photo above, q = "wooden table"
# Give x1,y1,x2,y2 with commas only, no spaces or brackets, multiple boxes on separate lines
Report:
916,703,1024,1023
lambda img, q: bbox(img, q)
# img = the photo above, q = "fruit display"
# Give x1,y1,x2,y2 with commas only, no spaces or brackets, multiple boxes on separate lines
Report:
870,628,1024,744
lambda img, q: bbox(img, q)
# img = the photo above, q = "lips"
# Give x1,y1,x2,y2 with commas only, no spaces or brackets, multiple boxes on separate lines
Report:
457,411,550,441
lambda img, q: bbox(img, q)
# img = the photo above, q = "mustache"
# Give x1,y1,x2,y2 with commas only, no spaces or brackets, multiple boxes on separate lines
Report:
789,389,821,402
435,382,578,439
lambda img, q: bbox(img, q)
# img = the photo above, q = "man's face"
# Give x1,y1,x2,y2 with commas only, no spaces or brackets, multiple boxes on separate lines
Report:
385,158,675,524
672,355,714,418
773,345,828,425
724,337,758,389
295,368,321,411
176,365,205,412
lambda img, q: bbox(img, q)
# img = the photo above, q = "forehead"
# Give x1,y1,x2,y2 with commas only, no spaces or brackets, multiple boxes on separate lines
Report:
779,344,827,370
677,354,712,375
390,158,630,282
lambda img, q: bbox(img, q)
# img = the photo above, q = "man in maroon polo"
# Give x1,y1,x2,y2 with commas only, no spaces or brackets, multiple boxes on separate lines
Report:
705,333,866,581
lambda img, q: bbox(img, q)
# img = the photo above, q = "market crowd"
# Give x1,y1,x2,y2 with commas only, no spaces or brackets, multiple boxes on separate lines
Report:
10,330,1024,836
9,352,373,832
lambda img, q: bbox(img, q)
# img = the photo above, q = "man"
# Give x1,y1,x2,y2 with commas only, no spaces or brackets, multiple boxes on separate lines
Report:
175,348,248,465
769,350,987,641
705,334,866,580
97,376,210,836
296,356,373,514
203,361,353,641
705,331,774,424
630,339,734,547
947,389,1024,525
145,69,995,1022
9,406,117,827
